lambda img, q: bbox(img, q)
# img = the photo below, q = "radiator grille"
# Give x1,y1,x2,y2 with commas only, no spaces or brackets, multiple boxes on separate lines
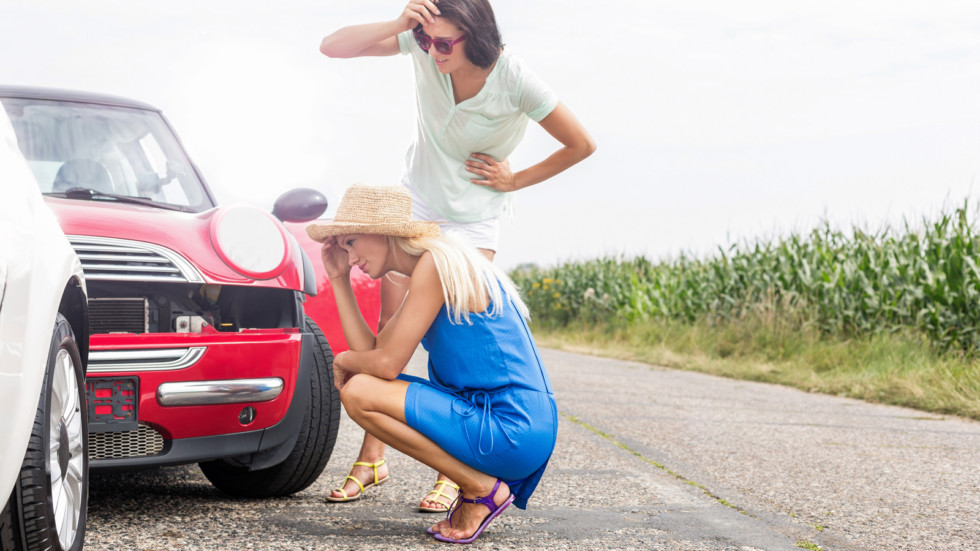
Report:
67,235,204,283
89,297,148,334
89,423,165,460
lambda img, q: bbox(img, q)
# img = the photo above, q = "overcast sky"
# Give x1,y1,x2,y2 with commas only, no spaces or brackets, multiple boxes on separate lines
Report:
2,0,979,269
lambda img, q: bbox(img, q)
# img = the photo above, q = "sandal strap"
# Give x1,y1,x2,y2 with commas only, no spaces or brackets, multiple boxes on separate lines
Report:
426,491,455,504
445,494,463,528
433,479,460,491
460,479,503,514
334,458,386,497
338,474,366,496
351,458,386,485
424,479,460,506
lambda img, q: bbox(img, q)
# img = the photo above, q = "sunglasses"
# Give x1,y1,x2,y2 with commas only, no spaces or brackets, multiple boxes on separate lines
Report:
413,26,466,55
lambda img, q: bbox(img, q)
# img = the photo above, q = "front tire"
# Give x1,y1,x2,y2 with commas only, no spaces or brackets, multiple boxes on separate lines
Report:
1,313,88,551
199,316,340,497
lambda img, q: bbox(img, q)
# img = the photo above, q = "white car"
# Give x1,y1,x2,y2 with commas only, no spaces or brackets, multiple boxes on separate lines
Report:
0,108,89,549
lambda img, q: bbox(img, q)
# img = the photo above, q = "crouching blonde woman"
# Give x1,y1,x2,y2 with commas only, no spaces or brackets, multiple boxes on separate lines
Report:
307,184,557,544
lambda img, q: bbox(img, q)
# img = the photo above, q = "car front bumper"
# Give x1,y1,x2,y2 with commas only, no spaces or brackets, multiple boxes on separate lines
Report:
87,328,315,472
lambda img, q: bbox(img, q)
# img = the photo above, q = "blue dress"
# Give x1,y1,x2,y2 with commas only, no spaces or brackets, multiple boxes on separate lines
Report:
400,289,557,509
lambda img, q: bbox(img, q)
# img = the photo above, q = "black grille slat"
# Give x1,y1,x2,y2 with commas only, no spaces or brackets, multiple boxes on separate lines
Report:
89,298,148,334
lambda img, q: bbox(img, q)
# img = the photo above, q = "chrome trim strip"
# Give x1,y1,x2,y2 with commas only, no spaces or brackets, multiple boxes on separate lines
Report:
67,235,205,283
76,252,176,263
78,263,181,274
157,378,285,406
88,346,207,373
84,274,195,283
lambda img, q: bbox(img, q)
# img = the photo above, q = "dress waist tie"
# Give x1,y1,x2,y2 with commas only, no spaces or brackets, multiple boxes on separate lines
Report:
452,389,494,456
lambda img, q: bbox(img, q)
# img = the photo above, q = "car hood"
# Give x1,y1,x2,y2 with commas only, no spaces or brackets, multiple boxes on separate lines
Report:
44,197,306,290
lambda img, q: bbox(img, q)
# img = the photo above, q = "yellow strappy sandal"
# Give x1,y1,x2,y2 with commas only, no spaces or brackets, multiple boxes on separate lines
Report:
325,459,389,502
418,479,460,512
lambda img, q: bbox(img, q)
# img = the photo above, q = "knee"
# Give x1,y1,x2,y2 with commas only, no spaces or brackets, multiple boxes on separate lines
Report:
339,373,373,414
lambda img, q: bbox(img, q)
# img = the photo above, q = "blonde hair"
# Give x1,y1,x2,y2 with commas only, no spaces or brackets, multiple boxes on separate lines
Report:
390,234,529,324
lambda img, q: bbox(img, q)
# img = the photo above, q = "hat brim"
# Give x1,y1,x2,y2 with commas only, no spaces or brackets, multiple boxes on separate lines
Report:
306,220,441,243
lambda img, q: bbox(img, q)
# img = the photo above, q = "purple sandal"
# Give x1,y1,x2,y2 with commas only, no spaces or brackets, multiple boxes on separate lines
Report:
429,479,514,544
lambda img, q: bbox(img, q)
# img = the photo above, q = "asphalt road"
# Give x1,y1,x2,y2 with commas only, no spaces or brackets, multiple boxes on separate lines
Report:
85,347,980,550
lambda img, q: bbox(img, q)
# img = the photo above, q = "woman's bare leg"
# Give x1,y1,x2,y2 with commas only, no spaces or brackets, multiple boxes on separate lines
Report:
344,251,494,507
328,274,409,499
378,274,463,511
341,374,512,540
328,435,389,499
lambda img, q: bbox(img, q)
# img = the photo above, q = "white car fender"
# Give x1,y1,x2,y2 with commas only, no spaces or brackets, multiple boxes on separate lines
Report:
0,107,85,501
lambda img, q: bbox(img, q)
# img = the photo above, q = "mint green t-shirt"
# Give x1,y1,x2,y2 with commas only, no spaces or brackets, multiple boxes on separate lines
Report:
397,31,558,223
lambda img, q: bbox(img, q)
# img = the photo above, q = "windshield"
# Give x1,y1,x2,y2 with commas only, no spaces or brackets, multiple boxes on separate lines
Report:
1,97,214,212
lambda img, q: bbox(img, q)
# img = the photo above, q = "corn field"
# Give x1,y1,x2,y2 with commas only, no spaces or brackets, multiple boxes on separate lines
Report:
511,202,980,355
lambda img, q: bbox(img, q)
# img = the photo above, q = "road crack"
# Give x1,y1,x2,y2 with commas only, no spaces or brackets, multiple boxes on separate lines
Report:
560,411,754,517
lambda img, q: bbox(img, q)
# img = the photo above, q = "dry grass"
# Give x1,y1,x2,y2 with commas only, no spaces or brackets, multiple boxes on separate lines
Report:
531,318,980,420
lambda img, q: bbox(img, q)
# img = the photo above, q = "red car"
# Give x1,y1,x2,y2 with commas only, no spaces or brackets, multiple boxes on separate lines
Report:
0,86,380,498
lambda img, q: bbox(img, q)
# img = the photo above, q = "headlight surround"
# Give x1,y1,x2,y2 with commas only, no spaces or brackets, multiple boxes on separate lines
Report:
209,205,290,280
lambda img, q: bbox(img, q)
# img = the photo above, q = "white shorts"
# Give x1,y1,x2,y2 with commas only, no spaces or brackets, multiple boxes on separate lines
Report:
406,183,500,252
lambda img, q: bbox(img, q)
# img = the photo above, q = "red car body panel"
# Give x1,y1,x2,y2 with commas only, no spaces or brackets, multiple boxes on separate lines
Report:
45,198,302,289
90,329,301,439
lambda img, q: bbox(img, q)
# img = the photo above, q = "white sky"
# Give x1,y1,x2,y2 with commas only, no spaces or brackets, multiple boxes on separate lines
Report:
2,0,979,270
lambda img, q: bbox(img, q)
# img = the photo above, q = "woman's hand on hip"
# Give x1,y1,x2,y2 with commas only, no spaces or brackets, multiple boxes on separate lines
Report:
398,0,440,31
320,237,352,281
468,153,518,192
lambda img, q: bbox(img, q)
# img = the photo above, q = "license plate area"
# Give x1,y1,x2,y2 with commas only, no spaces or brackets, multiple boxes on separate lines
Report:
86,377,139,433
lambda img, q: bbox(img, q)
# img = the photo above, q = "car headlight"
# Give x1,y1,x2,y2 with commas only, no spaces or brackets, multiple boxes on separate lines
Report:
209,205,289,280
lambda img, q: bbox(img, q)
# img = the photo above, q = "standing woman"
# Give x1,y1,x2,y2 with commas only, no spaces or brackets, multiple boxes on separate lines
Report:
319,0,594,511
308,184,558,544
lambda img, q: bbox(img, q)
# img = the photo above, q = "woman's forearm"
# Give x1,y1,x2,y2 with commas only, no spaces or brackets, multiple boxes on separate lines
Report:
336,253,445,382
513,101,596,190
320,20,403,58
513,140,596,191
328,276,377,351
336,347,406,381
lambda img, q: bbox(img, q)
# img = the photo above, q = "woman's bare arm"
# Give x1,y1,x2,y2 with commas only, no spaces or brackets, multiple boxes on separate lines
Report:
319,0,441,58
319,238,377,351
467,101,597,192
335,252,444,380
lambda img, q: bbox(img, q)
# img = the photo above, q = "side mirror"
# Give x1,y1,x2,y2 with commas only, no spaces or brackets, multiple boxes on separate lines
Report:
272,188,328,223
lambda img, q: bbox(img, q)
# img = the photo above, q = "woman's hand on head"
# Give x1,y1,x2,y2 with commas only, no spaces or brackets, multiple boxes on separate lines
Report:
467,153,519,192
320,237,352,281
398,0,440,31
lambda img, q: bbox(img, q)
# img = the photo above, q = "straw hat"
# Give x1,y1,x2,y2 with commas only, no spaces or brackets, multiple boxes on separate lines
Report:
306,184,440,242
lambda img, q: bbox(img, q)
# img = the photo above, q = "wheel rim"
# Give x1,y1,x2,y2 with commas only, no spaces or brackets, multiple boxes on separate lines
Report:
48,346,84,549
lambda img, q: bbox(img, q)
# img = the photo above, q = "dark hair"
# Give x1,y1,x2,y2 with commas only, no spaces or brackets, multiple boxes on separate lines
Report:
438,0,502,69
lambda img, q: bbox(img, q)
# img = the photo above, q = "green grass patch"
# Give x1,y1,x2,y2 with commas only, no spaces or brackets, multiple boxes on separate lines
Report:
512,202,980,420
531,317,980,420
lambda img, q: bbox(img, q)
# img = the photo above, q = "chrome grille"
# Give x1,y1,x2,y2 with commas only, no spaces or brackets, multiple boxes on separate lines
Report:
89,423,165,459
89,297,148,333
67,235,204,283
